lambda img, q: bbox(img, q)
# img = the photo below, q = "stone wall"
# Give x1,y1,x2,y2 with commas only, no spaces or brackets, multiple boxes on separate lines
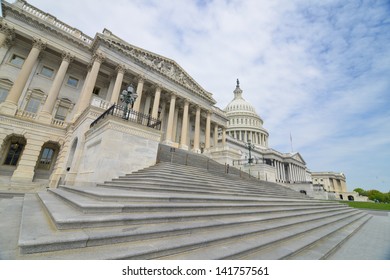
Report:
70,115,161,186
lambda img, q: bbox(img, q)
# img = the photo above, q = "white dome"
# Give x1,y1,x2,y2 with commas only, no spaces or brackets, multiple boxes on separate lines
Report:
224,81,257,114
224,79,269,148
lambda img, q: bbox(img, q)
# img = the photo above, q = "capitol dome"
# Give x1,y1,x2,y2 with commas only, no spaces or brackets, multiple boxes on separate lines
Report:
224,80,269,148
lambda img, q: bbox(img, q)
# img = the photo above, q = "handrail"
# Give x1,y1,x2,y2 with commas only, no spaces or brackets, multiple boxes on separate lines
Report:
90,104,161,130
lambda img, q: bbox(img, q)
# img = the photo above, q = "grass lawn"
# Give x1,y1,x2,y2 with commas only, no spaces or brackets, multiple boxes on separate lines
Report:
340,201,390,211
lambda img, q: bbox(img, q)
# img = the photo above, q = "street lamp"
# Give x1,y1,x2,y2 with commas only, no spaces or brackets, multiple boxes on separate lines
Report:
245,139,255,164
120,84,137,119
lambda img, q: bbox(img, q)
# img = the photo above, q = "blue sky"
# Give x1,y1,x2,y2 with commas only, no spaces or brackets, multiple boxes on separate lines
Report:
26,0,390,192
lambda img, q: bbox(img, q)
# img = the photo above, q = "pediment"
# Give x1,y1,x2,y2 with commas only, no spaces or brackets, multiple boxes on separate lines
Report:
290,152,306,164
96,29,216,103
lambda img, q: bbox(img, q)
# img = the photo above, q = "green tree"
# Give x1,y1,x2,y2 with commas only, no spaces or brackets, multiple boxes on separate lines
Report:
353,188,367,196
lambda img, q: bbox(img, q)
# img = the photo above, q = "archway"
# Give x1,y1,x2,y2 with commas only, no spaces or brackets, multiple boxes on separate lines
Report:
0,134,27,177
34,141,61,180
348,195,354,201
339,194,344,200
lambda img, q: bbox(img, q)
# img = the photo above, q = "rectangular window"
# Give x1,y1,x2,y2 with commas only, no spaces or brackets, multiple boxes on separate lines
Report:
67,76,79,87
9,54,25,67
0,88,8,102
93,86,100,96
54,105,68,121
25,97,41,113
40,66,54,78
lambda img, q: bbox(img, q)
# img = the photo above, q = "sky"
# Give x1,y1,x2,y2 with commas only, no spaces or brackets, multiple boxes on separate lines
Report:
25,0,390,192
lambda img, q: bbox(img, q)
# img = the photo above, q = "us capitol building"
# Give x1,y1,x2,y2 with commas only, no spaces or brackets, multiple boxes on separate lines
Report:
0,0,360,201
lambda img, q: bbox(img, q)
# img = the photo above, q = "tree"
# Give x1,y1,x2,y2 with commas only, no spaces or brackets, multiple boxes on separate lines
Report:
353,188,366,196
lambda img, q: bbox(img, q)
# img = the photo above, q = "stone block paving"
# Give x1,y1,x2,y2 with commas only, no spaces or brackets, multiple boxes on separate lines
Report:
0,196,24,259
329,210,390,260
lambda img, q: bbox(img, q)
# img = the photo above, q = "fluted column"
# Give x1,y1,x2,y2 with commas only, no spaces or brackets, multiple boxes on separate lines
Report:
0,38,46,115
205,111,211,149
151,86,161,119
110,64,126,104
164,93,176,143
214,124,219,147
132,76,145,112
192,106,201,153
179,99,190,150
38,51,74,124
74,52,105,119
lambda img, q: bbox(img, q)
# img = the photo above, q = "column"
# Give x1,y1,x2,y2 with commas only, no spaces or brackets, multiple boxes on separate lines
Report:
164,93,176,143
38,51,74,124
11,135,45,183
0,38,46,115
110,64,126,104
192,106,201,153
214,124,219,147
205,111,211,149
143,94,152,115
132,76,145,112
151,86,161,119
74,52,105,118
222,127,226,146
159,101,166,132
171,107,179,142
179,99,190,150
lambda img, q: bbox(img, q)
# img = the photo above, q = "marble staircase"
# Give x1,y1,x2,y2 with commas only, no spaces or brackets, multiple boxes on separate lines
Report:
16,160,371,259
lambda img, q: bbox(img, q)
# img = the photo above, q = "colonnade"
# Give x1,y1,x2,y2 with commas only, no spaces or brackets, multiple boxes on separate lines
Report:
229,130,267,146
274,160,306,183
0,35,227,152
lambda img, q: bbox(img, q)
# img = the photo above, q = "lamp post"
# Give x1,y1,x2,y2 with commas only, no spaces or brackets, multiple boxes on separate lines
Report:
245,139,255,164
120,84,137,119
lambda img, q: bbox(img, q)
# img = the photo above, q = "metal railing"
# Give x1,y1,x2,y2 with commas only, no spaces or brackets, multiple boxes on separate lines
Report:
90,104,161,130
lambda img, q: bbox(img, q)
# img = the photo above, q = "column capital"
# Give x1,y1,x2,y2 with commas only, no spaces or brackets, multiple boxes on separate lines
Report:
32,37,47,51
61,51,74,63
0,22,15,47
115,64,126,74
0,22,14,36
137,74,146,83
92,51,106,64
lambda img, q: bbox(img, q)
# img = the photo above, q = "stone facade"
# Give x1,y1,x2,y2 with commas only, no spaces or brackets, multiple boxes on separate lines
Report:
0,0,228,188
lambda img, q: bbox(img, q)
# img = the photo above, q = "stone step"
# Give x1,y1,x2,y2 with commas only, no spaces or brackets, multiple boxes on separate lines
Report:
49,188,345,214
60,185,331,205
114,172,299,196
156,212,368,260
38,191,350,230
228,212,370,260
130,162,302,195
285,214,372,260
19,192,359,256
102,180,302,200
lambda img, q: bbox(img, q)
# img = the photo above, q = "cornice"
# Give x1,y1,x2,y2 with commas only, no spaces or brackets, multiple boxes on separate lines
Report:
2,1,92,51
